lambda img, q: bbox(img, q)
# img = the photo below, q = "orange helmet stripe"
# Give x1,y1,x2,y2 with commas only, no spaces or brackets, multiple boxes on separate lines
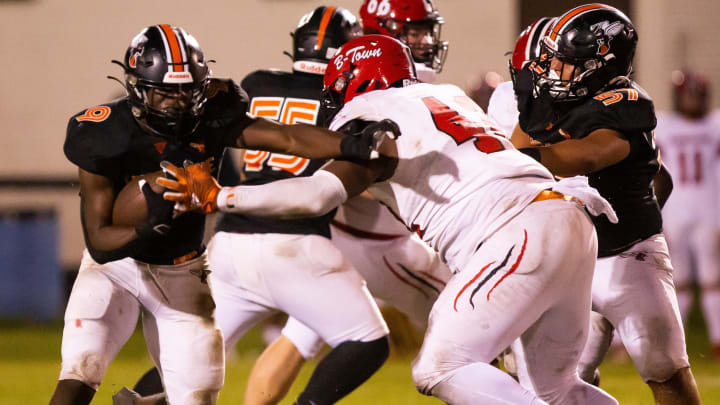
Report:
315,6,337,51
159,24,185,72
549,4,609,42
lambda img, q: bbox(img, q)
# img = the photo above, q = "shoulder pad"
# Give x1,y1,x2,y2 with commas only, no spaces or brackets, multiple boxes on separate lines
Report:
64,99,133,176
206,78,247,103
329,97,381,131
203,78,250,130
558,85,656,140
241,69,290,92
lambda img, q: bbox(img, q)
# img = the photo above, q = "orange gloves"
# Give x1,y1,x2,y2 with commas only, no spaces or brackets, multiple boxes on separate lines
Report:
157,159,220,214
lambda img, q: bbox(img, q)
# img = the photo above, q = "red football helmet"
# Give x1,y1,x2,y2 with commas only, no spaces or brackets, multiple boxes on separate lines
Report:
511,17,556,72
359,0,448,72
672,69,710,119
320,34,417,125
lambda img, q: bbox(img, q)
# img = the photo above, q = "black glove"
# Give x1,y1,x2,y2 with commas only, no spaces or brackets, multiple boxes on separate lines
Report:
135,180,175,239
339,119,401,160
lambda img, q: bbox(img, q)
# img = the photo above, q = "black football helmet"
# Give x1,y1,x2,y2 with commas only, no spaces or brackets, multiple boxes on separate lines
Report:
531,4,637,101
112,24,211,139
290,6,363,75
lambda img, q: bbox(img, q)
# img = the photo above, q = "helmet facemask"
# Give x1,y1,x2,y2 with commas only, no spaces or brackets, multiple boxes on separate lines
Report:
127,77,209,139
381,17,448,73
531,41,603,101
319,71,353,127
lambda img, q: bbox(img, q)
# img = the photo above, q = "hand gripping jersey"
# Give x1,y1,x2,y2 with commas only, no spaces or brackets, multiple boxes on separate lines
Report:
330,83,556,271
519,78,662,257
655,110,720,227
214,69,337,237
64,78,253,264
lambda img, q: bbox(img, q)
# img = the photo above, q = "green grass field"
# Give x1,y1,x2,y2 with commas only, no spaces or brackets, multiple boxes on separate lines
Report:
2,305,720,404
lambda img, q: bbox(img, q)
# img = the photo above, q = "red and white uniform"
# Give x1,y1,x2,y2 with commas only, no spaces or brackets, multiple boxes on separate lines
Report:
337,84,552,269
655,110,720,340
329,83,616,404
281,205,451,358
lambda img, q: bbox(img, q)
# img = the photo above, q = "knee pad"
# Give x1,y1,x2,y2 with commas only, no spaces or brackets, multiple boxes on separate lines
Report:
411,344,455,396
623,335,688,382
59,319,122,389
59,349,108,390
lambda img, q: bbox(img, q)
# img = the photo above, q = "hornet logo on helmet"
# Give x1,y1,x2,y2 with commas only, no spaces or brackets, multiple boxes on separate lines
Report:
591,20,624,56
334,45,383,69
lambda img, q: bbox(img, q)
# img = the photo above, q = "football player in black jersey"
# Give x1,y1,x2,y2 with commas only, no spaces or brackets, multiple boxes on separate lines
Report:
197,7,452,405
214,9,393,405
116,9,392,405
50,24,394,405
509,4,700,404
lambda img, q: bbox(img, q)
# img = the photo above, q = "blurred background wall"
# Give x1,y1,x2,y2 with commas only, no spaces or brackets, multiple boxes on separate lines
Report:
0,0,718,315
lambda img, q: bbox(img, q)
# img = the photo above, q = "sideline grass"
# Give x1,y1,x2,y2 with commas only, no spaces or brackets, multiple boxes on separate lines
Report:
2,307,719,404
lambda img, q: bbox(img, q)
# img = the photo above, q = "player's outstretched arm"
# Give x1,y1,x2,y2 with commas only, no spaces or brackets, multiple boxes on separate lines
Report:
158,146,396,219
234,117,400,161
79,169,173,264
519,129,631,177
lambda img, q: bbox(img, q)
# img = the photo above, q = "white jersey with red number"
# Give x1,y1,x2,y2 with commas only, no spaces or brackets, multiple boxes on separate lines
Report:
487,80,518,138
329,83,555,272
331,61,438,236
655,110,720,227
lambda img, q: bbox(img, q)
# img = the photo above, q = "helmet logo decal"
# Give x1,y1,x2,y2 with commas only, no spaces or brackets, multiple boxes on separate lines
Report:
335,45,382,69
129,52,139,68
591,20,623,56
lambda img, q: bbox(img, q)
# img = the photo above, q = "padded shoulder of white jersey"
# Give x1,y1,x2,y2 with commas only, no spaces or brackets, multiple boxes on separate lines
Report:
329,83,466,131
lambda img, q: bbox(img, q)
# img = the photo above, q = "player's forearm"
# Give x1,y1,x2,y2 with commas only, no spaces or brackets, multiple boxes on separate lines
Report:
81,208,155,264
533,144,599,177
81,223,149,264
216,170,348,218
240,119,344,159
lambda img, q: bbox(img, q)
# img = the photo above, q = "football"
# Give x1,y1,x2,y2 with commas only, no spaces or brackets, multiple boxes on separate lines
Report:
112,171,165,227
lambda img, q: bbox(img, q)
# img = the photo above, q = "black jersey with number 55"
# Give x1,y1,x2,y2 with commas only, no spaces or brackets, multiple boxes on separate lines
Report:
215,69,336,237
